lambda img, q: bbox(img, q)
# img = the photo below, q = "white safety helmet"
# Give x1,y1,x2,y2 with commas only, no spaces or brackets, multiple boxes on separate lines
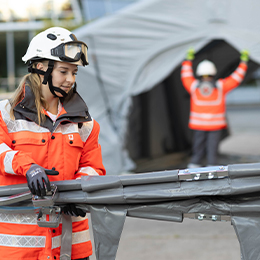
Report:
22,27,88,66
22,27,88,98
196,60,217,77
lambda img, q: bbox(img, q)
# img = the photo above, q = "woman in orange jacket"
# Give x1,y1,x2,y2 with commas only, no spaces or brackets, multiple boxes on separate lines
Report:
181,48,249,168
0,27,106,260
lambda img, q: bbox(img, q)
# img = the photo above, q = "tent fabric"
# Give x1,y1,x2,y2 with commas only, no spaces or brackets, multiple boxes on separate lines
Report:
3,163,260,259
73,0,260,175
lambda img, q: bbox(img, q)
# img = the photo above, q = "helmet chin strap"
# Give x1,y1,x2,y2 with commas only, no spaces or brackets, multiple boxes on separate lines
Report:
46,74,68,98
28,60,68,98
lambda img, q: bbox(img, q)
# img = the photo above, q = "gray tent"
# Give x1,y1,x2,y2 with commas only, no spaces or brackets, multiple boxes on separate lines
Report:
74,0,260,175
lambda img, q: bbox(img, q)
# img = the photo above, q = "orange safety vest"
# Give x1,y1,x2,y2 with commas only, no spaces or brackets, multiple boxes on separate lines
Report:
0,84,106,260
181,60,248,131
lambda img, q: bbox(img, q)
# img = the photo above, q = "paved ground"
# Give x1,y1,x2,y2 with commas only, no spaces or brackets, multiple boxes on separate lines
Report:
89,104,260,260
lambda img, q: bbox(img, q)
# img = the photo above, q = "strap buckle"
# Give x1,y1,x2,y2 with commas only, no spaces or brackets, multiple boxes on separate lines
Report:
33,184,61,228
32,184,58,207
36,206,62,228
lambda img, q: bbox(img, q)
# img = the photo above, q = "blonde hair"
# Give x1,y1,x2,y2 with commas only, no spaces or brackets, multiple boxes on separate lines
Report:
9,61,48,125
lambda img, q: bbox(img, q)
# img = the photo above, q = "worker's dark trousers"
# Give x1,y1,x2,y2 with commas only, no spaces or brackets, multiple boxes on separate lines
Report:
190,129,222,166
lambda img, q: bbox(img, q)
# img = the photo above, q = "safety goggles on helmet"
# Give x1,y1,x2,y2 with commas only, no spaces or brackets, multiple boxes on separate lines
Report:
51,41,88,66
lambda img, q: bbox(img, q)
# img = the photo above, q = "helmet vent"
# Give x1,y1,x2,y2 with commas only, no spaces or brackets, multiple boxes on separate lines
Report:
69,33,77,41
47,34,57,40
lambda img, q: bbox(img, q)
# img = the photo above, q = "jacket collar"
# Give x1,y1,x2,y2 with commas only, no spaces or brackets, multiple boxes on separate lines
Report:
13,84,91,131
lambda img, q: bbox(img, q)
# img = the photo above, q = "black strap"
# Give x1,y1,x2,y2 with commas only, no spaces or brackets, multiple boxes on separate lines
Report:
28,67,45,76
28,60,68,98
42,60,55,85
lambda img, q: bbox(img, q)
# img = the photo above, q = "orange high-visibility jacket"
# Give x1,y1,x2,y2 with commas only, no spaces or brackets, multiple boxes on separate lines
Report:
181,60,248,131
0,84,106,260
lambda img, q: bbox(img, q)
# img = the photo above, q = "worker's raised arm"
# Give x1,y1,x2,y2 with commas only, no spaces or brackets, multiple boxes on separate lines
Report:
181,48,197,93
220,50,249,94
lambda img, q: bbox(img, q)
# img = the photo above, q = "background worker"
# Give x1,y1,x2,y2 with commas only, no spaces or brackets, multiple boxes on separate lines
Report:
0,27,106,260
181,48,249,168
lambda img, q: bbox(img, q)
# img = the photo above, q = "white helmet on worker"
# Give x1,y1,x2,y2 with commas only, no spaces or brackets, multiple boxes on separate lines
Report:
196,60,217,77
22,27,88,98
22,27,88,66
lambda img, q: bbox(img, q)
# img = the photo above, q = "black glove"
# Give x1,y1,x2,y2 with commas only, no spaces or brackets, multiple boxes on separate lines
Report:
26,164,52,197
62,204,86,217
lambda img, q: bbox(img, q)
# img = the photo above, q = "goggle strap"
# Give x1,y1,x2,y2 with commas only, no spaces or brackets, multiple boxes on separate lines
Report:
81,53,88,66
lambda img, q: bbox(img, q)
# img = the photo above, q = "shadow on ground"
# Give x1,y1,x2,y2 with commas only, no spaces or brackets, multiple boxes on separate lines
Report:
133,151,260,173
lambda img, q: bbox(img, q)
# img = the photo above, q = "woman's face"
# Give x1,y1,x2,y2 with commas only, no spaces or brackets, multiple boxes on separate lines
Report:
51,61,78,97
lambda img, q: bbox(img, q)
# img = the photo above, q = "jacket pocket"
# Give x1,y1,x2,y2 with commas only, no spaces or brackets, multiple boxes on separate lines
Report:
11,132,48,147
65,134,84,148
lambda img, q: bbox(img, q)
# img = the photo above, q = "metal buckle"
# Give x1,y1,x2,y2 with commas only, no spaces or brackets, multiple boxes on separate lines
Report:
32,184,58,207
36,206,62,228
184,213,231,222
178,166,228,181
32,184,62,228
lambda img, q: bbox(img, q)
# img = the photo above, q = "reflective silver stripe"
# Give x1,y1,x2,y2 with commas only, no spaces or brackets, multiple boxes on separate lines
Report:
0,99,93,142
52,230,90,249
190,112,225,119
0,100,49,134
71,215,88,223
78,166,99,176
181,71,193,77
79,121,93,142
7,119,49,133
190,119,226,126
72,230,90,245
0,234,45,248
54,123,79,135
0,212,37,224
231,72,243,82
52,236,61,249
54,120,93,142
0,143,11,155
237,67,246,76
4,150,18,174
182,64,192,69
191,80,223,106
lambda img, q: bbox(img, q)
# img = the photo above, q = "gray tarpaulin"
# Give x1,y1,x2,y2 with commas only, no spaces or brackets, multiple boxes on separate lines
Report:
72,0,260,174
2,163,260,259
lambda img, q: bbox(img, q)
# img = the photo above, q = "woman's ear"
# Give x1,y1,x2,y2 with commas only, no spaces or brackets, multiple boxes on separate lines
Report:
36,62,45,71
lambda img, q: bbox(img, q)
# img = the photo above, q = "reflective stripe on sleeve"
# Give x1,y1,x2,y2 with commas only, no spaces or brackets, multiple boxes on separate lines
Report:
231,72,243,82
0,143,11,155
4,150,18,174
182,64,192,70
78,166,99,176
0,234,46,248
237,67,246,76
181,71,194,78
71,215,88,223
52,230,91,249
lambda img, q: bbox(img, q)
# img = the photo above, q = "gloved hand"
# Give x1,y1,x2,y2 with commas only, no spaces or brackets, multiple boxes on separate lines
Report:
62,204,86,217
186,47,195,60
26,164,52,197
240,49,250,62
